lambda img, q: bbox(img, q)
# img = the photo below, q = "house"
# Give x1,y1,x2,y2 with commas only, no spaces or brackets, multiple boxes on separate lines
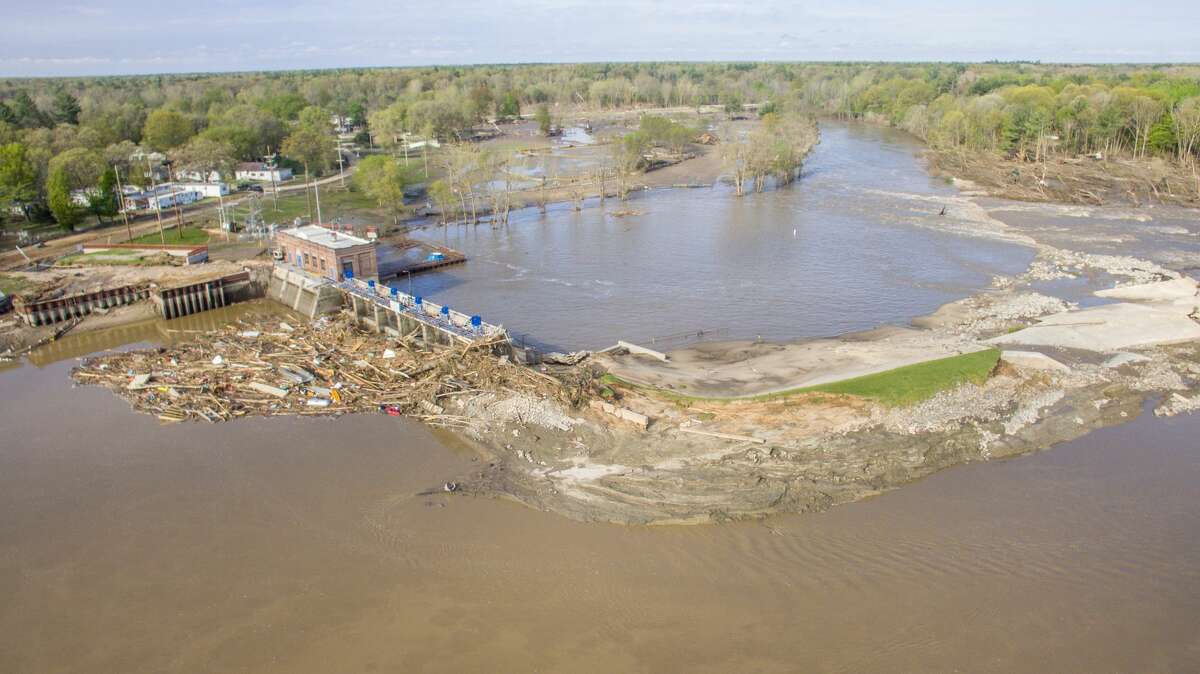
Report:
123,188,202,212
275,224,378,281
70,188,103,207
235,162,292,182
174,169,223,182
169,182,229,198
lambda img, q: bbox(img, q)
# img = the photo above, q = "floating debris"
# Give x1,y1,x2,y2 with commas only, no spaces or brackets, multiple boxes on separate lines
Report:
71,313,591,426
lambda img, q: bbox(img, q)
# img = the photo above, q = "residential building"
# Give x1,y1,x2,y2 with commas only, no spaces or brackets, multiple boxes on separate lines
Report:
174,169,223,182
235,162,292,182
171,182,229,198
275,224,377,281
123,188,202,212
70,188,103,207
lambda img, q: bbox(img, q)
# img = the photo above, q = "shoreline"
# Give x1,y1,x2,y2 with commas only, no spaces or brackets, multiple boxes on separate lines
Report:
24,121,1200,525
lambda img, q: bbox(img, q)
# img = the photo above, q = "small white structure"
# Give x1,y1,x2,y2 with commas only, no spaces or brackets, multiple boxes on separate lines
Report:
70,188,103,207
124,188,202,212
172,182,229,198
235,162,292,182
174,169,223,182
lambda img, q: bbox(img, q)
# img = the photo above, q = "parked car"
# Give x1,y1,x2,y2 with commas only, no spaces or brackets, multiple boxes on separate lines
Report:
240,183,264,193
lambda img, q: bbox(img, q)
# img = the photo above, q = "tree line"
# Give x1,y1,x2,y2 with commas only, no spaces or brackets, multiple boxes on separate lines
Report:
3,62,1200,230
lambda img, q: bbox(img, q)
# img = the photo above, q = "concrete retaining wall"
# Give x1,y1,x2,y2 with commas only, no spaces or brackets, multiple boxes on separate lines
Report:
13,285,150,326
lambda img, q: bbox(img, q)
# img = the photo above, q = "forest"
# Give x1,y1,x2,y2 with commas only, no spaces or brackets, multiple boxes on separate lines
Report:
2,62,1199,229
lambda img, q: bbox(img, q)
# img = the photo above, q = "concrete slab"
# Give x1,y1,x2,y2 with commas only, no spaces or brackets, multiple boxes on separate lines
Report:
1104,352,1151,368
1001,350,1071,372
1095,277,1198,303
600,327,988,399
989,302,1200,352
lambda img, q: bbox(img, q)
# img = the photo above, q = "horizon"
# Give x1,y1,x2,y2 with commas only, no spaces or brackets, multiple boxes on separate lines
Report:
3,58,1200,82
4,0,1200,77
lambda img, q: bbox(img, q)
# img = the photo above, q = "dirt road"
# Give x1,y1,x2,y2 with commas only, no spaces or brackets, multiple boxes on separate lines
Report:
1,169,352,271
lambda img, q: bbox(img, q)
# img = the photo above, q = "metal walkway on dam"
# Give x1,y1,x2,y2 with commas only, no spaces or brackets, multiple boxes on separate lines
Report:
337,276,505,346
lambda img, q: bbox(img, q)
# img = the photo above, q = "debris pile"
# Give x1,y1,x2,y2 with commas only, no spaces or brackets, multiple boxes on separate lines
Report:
71,314,578,425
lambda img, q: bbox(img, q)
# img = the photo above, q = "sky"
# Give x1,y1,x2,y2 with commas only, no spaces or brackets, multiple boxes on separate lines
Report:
2,0,1199,77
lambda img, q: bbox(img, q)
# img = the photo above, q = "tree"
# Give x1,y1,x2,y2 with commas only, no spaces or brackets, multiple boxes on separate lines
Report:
46,166,80,231
172,136,235,225
610,131,646,199
354,155,411,224
46,147,105,230
0,143,38,221
51,91,82,125
496,92,520,119
1172,98,1200,163
427,179,455,225
0,102,15,126
204,104,285,159
536,104,553,136
368,102,408,157
171,136,235,182
87,168,119,224
281,108,334,220
141,109,194,151
8,92,47,129
1129,96,1162,158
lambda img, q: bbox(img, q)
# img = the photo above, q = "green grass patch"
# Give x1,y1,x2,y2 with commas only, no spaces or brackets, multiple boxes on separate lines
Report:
788,348,1001,406
0,273,32,295
59,249,150,266
604,348,1001,408
263,186,379,223
129,226,210,245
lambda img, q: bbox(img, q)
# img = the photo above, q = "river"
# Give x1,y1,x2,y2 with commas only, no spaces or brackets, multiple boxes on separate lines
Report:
3,124,1200,672
406,123,1036,351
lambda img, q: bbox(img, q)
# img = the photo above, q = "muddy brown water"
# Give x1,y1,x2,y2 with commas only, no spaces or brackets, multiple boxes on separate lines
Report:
2,318,1200,672
5,126,1200,671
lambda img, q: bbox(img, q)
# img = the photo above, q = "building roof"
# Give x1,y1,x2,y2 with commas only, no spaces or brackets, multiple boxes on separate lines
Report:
280,225,371,250
237,162,289,172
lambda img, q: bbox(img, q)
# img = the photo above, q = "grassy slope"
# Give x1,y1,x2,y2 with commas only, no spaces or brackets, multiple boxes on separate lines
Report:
263,186,378,223
129,226,210,245
0,274,32,295
789,348,1001,406
605,348,1001,407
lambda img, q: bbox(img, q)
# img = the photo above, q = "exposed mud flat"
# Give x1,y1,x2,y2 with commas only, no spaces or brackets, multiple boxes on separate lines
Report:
452,192,1200,524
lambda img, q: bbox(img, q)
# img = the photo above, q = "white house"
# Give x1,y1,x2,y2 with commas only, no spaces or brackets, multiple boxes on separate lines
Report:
70,188,103,207
174,169,223,182
124,188,202,212
235,162,292,182
170,182,229,198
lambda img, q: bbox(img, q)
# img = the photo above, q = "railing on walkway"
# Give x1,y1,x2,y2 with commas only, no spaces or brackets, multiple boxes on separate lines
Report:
338,277,504,342
272,262,505,342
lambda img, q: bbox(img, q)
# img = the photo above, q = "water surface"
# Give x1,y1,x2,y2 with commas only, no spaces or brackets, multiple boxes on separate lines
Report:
1,336,1198,673
408,123,1036,350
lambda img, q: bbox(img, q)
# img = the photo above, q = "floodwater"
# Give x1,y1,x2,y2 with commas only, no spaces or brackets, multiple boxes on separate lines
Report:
3,325,1200,672
408,123,1036,351
5,124,1200,673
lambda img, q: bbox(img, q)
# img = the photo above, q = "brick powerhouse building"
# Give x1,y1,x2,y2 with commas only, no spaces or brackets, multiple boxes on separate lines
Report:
276,225,378,281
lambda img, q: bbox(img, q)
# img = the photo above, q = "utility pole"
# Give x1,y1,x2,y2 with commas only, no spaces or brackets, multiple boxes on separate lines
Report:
148,158,165,245
314,177,323,226
304,165,313,221
113,164,132,242
336,139,346,187
266,147,279,212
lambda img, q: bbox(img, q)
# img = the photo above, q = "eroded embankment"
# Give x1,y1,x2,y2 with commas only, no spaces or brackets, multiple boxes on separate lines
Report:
62,178,1200,525
68,259,1200,524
